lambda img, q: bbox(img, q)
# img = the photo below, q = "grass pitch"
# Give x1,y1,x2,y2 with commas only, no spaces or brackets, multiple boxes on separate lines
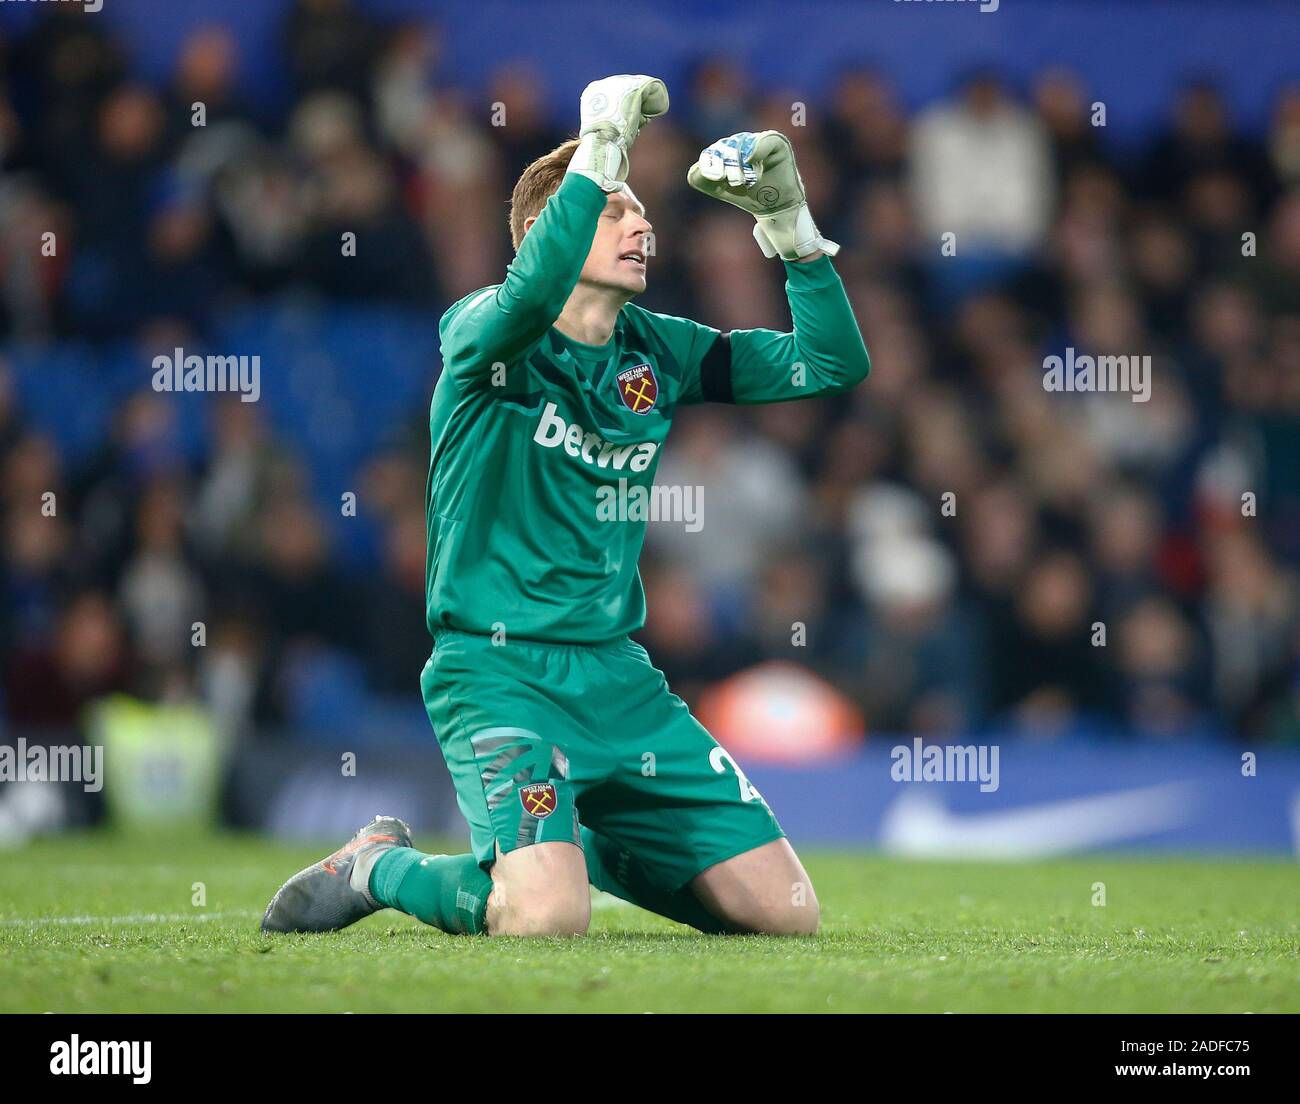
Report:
0,832,1295,1013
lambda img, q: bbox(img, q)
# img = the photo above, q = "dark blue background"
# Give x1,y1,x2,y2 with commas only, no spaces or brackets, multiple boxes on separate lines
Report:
3,0,1297,143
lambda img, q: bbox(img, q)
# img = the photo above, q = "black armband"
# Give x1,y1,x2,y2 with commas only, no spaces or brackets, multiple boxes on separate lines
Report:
699,332,734,404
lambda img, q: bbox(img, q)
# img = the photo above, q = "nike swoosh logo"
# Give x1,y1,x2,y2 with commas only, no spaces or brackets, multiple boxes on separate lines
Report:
879,782,1197,858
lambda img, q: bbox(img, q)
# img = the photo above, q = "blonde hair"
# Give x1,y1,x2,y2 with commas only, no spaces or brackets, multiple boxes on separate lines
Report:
508,137,581,251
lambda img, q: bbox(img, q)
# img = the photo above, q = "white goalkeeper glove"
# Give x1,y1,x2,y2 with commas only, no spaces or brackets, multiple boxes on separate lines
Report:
687,130,839,260
567,74,670,192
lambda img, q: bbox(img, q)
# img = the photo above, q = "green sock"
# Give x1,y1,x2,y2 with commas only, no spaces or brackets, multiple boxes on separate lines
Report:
581,827,729,934
368,848,492,935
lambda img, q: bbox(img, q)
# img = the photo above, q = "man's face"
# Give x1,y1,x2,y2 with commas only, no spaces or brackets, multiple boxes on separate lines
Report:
522,183,652,297
524,184,652,297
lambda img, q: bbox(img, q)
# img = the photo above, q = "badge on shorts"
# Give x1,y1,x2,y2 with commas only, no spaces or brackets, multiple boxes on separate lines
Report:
519,782,557,819
616,362,658,414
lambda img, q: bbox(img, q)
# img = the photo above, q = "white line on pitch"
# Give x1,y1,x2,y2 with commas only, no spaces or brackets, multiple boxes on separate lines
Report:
0,910,259,927
3,900,634,926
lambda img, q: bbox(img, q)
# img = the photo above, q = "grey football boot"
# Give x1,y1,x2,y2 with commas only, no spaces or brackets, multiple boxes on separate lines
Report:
261,814,413,933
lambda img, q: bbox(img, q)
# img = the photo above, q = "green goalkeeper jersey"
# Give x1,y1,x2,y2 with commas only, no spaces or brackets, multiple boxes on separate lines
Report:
425,172,870,646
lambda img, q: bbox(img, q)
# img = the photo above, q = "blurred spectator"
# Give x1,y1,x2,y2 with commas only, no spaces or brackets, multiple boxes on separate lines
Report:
117,477,206,671
993,551,1112,730
686,58,751,144
0,8,1297,750
1137,79,1274,214
284,0,381,106
1033,67,1109,182
650,407,803,602
3,590,131,728
1203,530,1299,731
1268,84,1300,189
825,67,908,190
640,558,760,707
483,64,566,179
854,533,979,735
910,70,1055,298
360,511,434,696
167,25,250,141
1114,595,1208,737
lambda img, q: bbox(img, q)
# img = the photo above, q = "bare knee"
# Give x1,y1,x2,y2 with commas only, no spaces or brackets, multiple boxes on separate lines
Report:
691,839,821,936
718,876,819,935
486,841,590,937
744,889,820,936
490,890,590,937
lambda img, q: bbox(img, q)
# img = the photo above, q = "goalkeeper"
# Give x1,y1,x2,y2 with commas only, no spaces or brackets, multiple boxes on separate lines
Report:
263,75,870,938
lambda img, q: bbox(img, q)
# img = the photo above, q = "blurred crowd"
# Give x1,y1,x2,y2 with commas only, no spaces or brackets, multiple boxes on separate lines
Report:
1,1,1299,747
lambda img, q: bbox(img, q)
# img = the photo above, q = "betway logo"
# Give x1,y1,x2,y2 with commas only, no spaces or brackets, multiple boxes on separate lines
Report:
532,402,658,472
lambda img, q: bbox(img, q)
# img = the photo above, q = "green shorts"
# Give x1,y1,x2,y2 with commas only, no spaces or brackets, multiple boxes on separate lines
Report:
421,628,785,892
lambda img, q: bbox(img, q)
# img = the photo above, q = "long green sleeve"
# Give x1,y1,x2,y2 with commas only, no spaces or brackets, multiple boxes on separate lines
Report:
438,173,607,388
671,254,870,405
729,255,870,403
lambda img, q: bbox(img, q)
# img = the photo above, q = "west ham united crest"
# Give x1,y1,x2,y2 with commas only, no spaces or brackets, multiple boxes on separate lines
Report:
519,781,557,819
616,362,658,414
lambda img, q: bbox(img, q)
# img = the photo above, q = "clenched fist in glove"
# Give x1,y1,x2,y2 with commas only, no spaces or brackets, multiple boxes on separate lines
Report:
687,130,839,261
566,75,670,192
